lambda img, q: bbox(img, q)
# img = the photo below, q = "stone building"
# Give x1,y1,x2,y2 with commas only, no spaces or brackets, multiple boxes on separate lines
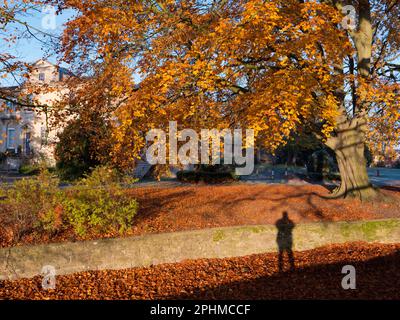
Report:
0,60,69,169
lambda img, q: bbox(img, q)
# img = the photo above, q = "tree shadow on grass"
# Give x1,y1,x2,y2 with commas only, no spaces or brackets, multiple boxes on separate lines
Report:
208,181,394,223
380,186,400,193
201,186,336,222
131,189,196,224
129,181,398,234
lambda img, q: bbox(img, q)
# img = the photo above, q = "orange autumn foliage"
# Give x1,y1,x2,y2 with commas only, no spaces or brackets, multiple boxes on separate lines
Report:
46,0,399,172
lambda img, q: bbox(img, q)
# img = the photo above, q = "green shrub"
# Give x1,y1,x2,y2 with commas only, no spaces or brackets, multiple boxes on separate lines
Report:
19,164,41,176
176,170,197,182
0,170,62,242
61,187,138,236
392,159,400,169
61,166,138,236
177,170,237,184
55,117,112,181
60,166,138,236
77,165,137,188
0,166,138,241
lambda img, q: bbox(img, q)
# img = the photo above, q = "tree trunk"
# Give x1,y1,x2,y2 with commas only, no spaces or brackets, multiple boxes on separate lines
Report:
323,0,380,202
325,116,380,201
333,142,376,200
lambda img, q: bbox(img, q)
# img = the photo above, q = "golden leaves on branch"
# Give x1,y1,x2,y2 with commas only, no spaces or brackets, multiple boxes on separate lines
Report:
51,0,399,165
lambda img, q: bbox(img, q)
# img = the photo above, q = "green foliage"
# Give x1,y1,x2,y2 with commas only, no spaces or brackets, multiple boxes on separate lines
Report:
61,187,138,237
78,165,137,188
55,117,112,181
364,145,373,167
177,169,237,184
305,148,338,181
1,170,62,242
392,159,400,169
274,128,323,167
62,166,138,236
18,164,41,175
0,152,7,162
0,166,138,241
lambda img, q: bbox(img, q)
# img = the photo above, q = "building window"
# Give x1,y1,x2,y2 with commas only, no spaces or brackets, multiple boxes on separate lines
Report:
39,73,45,81
40,126,48,145
6,128,16,150
24,94,34,113
25,132,31,155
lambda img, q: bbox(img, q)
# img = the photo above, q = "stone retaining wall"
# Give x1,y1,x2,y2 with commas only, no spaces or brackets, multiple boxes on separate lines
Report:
1,218,400,280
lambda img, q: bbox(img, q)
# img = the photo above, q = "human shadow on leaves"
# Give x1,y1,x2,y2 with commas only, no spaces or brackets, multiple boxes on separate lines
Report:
165,248,400,300
276,211,295,272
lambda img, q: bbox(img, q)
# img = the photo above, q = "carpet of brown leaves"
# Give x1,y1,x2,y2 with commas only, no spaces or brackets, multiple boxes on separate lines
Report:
1,184,400,248
1,242,400,300
128,184,400,233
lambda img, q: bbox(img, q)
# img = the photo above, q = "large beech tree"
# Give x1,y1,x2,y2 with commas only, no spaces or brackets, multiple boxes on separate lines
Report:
50,0,399,200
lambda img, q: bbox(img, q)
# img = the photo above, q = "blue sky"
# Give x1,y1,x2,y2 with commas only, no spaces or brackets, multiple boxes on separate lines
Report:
2,6,143,86
15,8,75,62
1,7,75,86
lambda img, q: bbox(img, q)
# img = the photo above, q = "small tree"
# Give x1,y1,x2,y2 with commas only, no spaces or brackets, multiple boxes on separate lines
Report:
55,116,112,180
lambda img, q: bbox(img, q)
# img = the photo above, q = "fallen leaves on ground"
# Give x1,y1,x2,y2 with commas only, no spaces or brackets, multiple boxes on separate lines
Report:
1,184,399,248
1,242,400,300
